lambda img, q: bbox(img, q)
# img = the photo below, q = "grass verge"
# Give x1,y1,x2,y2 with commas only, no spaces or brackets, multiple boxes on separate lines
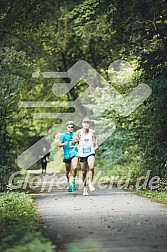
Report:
0,191,56,252
135,189,167,204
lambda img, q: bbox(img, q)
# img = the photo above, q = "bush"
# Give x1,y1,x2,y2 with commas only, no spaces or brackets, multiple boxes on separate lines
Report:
157,177,167,192
0,192,55,251
0,165,14,191
3,232,55,252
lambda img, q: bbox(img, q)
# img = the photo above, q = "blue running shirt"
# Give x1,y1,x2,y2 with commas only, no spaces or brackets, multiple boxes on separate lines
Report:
59,132,77,159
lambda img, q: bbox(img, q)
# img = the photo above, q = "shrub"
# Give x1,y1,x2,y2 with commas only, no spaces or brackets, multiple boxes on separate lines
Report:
0,192,55,251
0,165,14,191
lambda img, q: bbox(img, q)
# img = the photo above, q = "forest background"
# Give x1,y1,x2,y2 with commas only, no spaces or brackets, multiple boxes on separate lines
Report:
0,0,167,192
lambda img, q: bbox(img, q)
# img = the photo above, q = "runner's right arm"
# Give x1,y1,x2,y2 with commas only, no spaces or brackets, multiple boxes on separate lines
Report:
58,142,68,147
58,133,68,147
72,130,80,145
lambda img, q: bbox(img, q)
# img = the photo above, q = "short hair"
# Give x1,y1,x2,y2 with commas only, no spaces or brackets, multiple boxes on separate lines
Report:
82,117,90,123
66,120,74,126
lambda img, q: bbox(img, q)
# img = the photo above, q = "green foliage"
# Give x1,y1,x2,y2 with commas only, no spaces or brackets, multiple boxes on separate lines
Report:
0,0,167,198
0,165,14,191
3,232,55,252
157,175,167,193
0,192,55,251
0,192,38,233
137,189,167,204
67,239,103,252
0,47,28,167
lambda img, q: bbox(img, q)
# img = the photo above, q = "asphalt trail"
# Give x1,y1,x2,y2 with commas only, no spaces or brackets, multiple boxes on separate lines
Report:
32,172,167,252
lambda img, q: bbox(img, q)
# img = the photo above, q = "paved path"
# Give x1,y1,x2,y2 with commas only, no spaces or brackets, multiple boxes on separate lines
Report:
31,171,167,252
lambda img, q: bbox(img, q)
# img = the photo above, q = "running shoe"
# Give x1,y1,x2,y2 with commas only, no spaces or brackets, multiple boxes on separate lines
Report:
83,187,88,196
89,182,95,192
67,182,72,192
71,180,76,191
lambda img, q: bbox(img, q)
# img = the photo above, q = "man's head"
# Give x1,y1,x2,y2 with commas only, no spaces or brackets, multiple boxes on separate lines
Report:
82,117,90,129
66,120,74,133
42,147,47,152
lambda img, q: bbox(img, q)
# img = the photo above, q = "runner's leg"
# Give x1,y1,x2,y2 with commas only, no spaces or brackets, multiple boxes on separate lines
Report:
87,155,95,191
81,161,88,195
87,155,95,182
65,162,71,183
71,157,78,190
81,161,87,187
71,157,78,178
65,162,72,192
42,162,45,174
44,163,47,174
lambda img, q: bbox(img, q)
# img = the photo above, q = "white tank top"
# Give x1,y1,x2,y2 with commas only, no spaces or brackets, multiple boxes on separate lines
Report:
78,129,95,157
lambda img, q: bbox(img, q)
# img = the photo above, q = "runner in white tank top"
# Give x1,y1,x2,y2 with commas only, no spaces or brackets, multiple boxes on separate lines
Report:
72,117,99,196
78,129,95,157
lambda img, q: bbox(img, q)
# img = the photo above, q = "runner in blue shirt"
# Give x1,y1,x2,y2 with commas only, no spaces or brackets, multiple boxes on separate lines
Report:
58,121,78,192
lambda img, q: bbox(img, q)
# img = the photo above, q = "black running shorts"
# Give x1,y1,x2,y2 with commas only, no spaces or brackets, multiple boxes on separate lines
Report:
79,154,95,163
63,156,77,163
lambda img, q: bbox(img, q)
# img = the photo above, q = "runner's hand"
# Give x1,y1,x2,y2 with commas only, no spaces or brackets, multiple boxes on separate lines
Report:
94,145,99,151
73,136,79,143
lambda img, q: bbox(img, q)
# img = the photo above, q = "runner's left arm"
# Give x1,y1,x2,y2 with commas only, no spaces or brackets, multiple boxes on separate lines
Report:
46,152,50,161
92,130,99,151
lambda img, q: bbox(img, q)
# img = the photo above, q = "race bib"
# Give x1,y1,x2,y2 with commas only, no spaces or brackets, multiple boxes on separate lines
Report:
82,147,91,154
